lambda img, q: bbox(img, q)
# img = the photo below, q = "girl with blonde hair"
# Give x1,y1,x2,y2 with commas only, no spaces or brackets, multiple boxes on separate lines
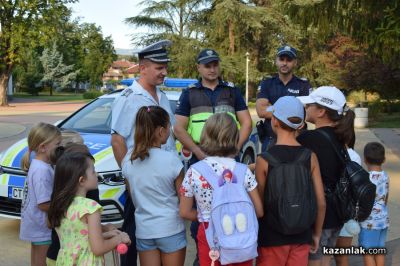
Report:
20,122,61,266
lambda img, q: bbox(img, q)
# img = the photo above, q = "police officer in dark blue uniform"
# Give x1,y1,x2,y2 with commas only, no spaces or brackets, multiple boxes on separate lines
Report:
256,45,311,151
174,49,252,166
174,49,252,266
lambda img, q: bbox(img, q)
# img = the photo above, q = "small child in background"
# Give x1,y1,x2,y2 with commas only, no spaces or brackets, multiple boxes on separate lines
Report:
359,142,389,266
48,152,130,265
20,122,61,266
122,106,186,266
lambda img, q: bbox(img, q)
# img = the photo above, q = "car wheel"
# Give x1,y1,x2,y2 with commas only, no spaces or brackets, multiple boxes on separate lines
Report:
241,149,255,165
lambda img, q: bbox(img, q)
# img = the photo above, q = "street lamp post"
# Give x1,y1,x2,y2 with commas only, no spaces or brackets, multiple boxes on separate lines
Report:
245,52,249,105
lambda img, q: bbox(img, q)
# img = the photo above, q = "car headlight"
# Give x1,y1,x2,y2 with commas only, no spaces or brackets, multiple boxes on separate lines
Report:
98,171,125,186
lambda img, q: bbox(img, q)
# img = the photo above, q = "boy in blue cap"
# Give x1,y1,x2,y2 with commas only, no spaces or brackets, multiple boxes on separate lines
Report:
255,96,326,266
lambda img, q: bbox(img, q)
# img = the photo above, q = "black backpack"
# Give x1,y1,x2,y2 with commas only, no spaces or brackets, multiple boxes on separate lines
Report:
318,130,376,223
261,149,317,235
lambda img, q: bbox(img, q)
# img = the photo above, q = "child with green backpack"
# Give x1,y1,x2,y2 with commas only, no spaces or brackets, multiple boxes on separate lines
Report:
255,96,326,266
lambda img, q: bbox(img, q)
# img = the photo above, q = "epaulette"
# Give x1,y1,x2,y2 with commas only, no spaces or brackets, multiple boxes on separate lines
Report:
121,88,133,97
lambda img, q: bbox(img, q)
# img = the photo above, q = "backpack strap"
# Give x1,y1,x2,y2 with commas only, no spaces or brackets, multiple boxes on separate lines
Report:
232,162,248,184
260,149,311,166
259,152,281,167
317,130,350,164
191,161,219,188
296,148,312,163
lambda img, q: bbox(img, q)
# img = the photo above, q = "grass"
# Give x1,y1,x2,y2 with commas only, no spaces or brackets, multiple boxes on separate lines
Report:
369,112,400,128
13,92,88,102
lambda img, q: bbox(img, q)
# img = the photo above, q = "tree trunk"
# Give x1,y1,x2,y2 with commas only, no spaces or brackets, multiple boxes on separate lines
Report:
0,71,11,106
228,20,235,55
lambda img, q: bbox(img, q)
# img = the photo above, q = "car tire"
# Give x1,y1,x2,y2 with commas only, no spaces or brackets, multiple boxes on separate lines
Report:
241,149,255,165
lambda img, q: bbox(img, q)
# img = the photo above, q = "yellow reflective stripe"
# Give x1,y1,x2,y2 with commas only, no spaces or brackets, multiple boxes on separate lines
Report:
93,147,113,164
1,174,9,185
101,188,121,199
1,140,27,166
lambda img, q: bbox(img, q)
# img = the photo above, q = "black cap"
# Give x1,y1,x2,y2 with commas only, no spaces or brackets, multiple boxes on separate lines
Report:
197,49,220,64
138,40,172,63
276,45,297,59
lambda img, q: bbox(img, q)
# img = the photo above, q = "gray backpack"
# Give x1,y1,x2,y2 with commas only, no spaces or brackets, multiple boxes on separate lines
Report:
261,149,317,235
192,161,258,265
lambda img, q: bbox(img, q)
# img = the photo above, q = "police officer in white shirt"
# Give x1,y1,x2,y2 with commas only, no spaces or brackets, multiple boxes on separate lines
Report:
110,40,176,266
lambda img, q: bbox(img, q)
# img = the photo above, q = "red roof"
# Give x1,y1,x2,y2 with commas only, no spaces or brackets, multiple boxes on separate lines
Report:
111,60,134,69
126,64,139,74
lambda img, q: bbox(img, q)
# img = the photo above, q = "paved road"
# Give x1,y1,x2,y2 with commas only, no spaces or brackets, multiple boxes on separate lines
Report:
0,99,399,265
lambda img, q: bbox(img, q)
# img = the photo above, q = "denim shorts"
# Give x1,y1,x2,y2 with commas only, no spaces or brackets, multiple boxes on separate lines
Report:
359,228,388,249
136,230,187,253
309,227,341,260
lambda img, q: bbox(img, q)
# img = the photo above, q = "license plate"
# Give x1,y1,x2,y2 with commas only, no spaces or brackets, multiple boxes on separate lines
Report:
10,187,24,200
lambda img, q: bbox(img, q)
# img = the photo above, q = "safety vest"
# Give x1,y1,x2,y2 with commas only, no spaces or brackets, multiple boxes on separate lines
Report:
187,84,239,143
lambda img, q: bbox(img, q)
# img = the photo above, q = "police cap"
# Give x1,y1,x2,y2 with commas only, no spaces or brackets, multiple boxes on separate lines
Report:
197,49,220,64
277,45,297,59
138,40,172,63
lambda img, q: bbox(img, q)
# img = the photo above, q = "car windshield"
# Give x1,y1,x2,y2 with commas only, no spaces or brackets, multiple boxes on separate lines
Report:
60,98,114,134
60,96,178,134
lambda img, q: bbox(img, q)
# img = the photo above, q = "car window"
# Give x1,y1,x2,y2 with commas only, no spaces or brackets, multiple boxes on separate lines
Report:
60,98,114,134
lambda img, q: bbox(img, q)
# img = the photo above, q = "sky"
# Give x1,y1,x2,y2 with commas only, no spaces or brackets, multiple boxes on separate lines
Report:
68,0,142,49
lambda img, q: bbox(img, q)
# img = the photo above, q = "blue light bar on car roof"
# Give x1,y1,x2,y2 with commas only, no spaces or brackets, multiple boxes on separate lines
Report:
120,78,197,88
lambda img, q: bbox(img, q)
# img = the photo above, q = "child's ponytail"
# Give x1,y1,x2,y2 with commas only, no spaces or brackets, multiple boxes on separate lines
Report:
21,150,32,172
131,106,170,161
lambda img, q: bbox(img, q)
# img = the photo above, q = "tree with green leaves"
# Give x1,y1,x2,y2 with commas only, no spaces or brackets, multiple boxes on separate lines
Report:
79,23,116,89
283,0,400,76
40,42,78,95
125,0,205,45
13,49,43,95
200,0,302,97
125,0,206,77
0,0,77,106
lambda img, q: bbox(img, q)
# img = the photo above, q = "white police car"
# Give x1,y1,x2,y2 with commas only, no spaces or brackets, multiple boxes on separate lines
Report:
0,78,261,224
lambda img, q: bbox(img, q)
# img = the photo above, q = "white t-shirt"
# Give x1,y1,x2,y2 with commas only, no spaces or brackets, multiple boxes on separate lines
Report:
360,171,389,230
180,156,257,222
20,159,54,242
122,148,184,239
